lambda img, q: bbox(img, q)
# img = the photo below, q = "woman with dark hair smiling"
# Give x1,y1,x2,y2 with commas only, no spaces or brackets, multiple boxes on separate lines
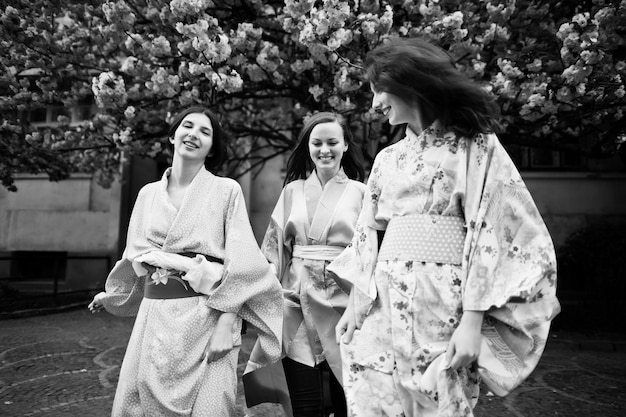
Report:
89,106,283,416
329,38,560,416
245,112,366,417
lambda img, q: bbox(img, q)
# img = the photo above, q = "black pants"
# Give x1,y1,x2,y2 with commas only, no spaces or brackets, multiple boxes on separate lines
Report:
282,357,347,417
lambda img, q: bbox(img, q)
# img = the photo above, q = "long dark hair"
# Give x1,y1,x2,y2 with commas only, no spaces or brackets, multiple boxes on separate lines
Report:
167,106,227,171
284,112,365,185
365,37,501,138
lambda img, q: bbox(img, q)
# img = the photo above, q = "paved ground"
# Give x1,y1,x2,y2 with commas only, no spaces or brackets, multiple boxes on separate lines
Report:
1,308,625,417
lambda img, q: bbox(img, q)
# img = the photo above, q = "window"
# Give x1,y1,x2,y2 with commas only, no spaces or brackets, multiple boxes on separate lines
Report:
21,103,93,127
530,148,560,169
505,144,587,171
15,70,95,127
10,251,67,281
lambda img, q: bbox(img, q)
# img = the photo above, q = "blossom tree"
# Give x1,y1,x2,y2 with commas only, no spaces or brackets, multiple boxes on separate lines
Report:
1,0,624,191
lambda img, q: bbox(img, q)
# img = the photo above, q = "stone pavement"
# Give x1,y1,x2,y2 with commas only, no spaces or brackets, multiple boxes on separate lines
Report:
0,308,625,417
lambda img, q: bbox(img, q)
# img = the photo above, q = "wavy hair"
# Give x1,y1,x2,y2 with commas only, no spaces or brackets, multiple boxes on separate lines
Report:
365,37,501,138
284,112,365,185
167,106,227,171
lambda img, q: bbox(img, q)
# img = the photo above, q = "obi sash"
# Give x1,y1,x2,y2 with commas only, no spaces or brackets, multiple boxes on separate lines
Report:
143,253,223,299
292,245,345,261
378,214,466,265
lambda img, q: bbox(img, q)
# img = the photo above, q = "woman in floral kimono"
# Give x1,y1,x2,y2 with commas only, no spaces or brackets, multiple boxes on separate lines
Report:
245,112,366,417
329,38,561,417
88,106,283,416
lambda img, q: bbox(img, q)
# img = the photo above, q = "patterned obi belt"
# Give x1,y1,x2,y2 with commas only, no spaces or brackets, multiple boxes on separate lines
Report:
143,252,223,300
293,245,345,261
378,214,466,265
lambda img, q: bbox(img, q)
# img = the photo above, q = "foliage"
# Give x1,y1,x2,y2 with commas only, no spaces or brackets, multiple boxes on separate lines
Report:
1,0,625,190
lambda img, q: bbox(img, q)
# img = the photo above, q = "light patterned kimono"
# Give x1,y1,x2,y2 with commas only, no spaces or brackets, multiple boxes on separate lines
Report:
100,167,283,417
328,123,560,417
243,169,365,410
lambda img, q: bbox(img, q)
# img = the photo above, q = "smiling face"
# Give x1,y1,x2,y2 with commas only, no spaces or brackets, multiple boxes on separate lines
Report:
170,112,214,162
370,82,423,130
308,121,347,178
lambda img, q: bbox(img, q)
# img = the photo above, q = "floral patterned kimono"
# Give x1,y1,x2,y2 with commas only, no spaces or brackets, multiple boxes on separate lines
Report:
244,169,365,409
100,167,283,417
328,123,560,417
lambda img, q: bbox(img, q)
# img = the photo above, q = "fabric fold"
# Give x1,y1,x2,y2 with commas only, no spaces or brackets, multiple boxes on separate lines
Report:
132,251,224,296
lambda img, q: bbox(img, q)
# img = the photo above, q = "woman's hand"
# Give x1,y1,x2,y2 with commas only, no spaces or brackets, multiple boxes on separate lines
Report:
335,291,357,344
443,310,484,371
202,312,236,362
88,292,106,314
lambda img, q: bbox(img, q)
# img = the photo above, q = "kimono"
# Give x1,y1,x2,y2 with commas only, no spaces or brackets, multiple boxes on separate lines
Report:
243,169,366,409
328,122,560,417
100,167,283,417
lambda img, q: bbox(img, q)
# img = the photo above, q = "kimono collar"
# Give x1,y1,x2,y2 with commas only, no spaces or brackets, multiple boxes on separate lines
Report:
160,166,213,190
311,166,349,187
405,120,456,152
305,167,350,243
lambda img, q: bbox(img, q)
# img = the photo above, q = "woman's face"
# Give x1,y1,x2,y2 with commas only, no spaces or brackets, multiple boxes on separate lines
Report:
370,82,421,127
171,112,214,162
308,121,347,177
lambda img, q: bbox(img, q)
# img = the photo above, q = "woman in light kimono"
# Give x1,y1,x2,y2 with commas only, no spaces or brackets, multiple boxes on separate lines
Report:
88,106,283,416
245,112,366,417
329,38,561,416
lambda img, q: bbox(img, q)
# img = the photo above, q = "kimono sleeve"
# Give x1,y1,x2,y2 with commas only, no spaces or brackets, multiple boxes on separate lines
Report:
205,183,283,363
260,187,292,284
462,134,561,395
100,188,149,317
327,150,391,326
100,258,145,317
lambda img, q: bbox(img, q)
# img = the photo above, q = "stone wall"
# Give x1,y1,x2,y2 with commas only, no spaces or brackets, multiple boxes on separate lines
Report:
0,174,121,292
